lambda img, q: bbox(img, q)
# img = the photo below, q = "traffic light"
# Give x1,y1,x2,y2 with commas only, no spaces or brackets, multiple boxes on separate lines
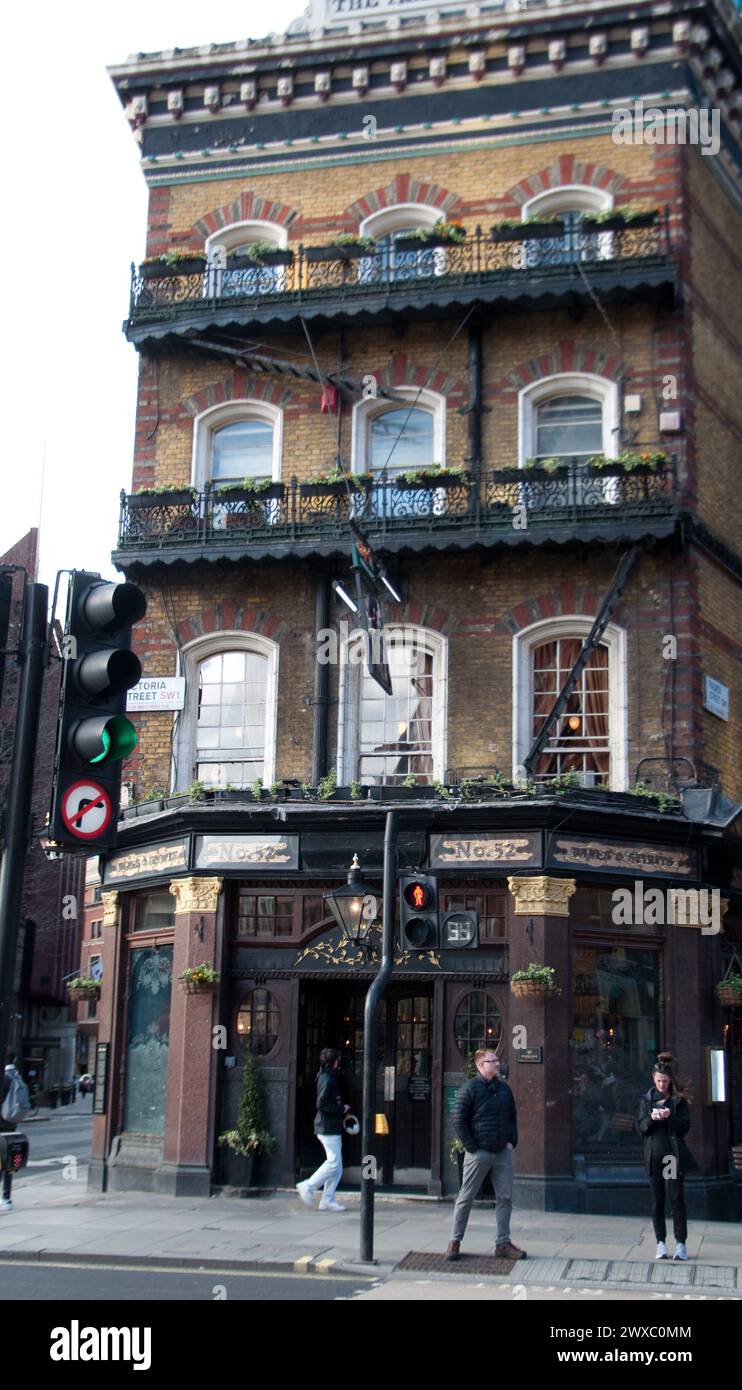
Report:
49,571,146,851
399,874,438,950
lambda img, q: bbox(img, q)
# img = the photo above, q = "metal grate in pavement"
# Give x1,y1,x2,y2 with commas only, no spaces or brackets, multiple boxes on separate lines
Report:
398,1251,516,1275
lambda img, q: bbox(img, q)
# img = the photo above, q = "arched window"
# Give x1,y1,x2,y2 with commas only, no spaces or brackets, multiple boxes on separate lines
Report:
454,991,502,1061
192,401,282,492
236,988,281,1056
352,387,444,517
519,374,617,469
205,219,287,297
522,185,613,265
172,633,278,791
359,204,446,283
513,617,627,790
337,626,447,786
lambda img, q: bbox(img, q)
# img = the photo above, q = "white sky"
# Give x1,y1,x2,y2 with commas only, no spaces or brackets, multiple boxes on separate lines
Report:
2,0,301,592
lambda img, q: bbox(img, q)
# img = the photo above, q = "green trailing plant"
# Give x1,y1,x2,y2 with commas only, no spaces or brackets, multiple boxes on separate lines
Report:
251,776,264,801
229,239,283,264
402,774,418,789
187,780,207,803
545,771,583,790
511,964,559,989
331,233,377,250
515,777,537,794
432,780,452,800
218,476,279,494
587,450,666,471
301,782,313,800
178,962,220,985
486,770,507,790
142,249,205,268
580,204,657,225
628,781,679,813
317,770,337,800
523,456,566,474
401,218,466,243
218,1049,277,1159
716,975,742,1001
395,466,469,485
67,976,100,992
304,466,368,490
349,780,363,801
268,781,281,799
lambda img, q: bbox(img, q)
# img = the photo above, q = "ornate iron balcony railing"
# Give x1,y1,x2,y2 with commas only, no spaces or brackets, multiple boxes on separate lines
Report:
116,460,677,561
127,215,673,328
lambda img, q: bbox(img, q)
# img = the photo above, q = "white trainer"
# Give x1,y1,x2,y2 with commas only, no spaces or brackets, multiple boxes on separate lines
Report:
318,1199,346,1212
655,1240,668,1260
296,1181,314,1208
673,1243,689,1261
1,1199,12,1212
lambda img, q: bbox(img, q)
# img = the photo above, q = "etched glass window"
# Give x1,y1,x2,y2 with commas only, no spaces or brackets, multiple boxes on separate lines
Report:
123,946,173,1134
236,988,281,1055
453,991,502,1062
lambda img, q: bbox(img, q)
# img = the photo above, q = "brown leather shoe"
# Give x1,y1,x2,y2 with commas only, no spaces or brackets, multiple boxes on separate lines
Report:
446,1240,461,1262
495,1242,527,1260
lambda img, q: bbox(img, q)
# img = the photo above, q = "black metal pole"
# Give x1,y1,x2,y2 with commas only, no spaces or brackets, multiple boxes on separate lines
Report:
360,808,397,1264
0,582,48,1068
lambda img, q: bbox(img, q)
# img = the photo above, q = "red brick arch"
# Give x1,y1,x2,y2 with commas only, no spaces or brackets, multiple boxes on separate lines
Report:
180,373,295,423
373,350,467,403
176,604,292,648
490,343,624,397
494,586,626,636
193,192,299,243
501,154,629,214
347,175,461,226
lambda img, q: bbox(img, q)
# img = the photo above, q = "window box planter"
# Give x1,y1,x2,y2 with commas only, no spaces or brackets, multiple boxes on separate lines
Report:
580,211,656,232
129,489,195,508
305,244,372,263
216,483,284,504
140,257,206,279
393,235,453,252
227,249,293,269
716,979,742,1008
491,221,563,242
67,984,101,1003
393,472,470,490
366,784,435,801
299,481,353,499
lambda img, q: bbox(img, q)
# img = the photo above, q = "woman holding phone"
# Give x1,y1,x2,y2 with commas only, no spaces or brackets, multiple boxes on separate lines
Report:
637,1052,696,1261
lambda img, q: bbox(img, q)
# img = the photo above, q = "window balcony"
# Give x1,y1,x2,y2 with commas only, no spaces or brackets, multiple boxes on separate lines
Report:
114,459,678,568
125,216,676,346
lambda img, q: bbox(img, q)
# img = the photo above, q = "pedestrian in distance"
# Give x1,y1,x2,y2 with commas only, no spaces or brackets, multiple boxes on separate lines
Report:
296,1047,350,1212
446,1048,526,1262
637,1051,697,1262
1,1050,31,1212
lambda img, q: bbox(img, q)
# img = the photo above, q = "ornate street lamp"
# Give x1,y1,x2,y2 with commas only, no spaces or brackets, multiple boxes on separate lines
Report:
324,854,379,946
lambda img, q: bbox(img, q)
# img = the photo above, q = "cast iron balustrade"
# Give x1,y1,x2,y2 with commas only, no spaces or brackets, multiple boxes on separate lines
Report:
115,460,677,565
126,214,674,338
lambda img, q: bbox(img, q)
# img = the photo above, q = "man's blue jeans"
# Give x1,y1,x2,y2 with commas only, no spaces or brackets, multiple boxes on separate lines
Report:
451,1148,513,1246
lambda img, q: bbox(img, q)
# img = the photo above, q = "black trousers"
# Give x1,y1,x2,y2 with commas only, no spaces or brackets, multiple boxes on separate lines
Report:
1,1168,11,1201
649,1168,687,1242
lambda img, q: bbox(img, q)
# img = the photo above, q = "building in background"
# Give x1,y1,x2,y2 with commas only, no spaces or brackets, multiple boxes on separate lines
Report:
88,0,742,1213
0,530,85,1100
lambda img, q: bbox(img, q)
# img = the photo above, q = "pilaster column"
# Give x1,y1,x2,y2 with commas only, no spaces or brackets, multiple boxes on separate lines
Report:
506,876,576,1201
159,876,224,1196
89,892,122,1188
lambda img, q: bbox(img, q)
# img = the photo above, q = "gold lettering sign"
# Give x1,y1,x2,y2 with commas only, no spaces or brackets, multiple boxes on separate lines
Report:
194,835,298,869
105,840,189,884
551,837,694,877
430,834,538,867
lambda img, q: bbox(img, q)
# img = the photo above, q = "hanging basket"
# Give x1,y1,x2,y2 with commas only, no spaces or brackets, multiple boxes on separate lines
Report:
716,980,742,1008
181,977,220,995
67,985,101,1003
510,977,559,1000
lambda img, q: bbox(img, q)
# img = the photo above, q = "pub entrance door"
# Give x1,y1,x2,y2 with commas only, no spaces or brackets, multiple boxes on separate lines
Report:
297,983,434,1188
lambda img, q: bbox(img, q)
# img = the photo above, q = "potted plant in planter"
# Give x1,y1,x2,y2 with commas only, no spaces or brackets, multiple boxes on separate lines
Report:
129,482,197,508
140,249,207,278
216,477,285,504
67,976,101,1003
579,204,657,233
218,1049,277,1188
178,962,220,995
305,234,377,263
586,449,667,473
522,456,569,477
394,466,471,490
393,218,466,252
299,467,369,498
227,240,294,269
490,215,565,243
716,975,742,1008
510,964,560,1000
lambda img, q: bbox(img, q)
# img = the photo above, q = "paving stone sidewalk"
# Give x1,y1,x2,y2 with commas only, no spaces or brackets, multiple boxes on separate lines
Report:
0,1179,739,1294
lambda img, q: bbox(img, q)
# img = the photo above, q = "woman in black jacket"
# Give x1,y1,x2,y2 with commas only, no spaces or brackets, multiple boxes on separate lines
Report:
637,1052,696,1262
296,1048,350,1213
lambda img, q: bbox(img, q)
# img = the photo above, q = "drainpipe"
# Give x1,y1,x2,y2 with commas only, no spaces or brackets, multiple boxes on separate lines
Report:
465,322,485,506
311,574,331,786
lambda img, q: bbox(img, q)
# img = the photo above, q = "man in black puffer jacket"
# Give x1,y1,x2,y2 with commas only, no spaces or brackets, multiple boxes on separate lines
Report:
446,1049,526,1262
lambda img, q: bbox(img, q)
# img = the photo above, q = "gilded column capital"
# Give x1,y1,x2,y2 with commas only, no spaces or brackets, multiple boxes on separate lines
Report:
169,876,223,915
101,891,120,928
507,875,577,918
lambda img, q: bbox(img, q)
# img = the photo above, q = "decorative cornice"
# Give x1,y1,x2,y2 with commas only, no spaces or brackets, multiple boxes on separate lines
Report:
101,891,120,928
508,875,577,917
169,876,223,914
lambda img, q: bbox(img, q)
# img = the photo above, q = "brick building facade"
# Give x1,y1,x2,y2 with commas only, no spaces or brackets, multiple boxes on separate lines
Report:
87,0,742,1214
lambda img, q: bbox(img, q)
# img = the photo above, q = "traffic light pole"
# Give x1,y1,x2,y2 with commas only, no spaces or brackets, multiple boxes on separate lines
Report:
360,808,397,1264
0,582,49,1069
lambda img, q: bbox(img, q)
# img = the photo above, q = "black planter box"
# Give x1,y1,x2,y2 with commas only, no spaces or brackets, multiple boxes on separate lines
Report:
491,221,563,242
394,474,470,490
129,490,195,508
140,258,206,278
580,212,656,232
299,481,353,498
215,483,284,503
366,785,436,801
393,235,458,252
304,244,373,263
227,250,293,269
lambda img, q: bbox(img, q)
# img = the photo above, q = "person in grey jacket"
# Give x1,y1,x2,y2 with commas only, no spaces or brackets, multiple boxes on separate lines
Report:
296,1047,350,1212
446,1049,526,1262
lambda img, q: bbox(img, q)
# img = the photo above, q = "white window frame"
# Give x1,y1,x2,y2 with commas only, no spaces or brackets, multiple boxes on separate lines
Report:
359,203,447,279
522,185,613,262
351,386,445,477
336,624,448,785
191,399,283,491
518,373,619,469
204,219,288,295
512,616,628,791
171,632,279,792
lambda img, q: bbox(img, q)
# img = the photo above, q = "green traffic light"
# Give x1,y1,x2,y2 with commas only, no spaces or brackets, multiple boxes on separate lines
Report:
72,715,138,766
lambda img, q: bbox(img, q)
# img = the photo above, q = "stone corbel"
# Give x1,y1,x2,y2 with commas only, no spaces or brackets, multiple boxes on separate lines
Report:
430,57,446,87
508,876,577,918
352,67,369,97
169,877,223,915
589,34,607,65
241,80,258,110
315,73,331,101
549,40,566,72
204,85,221,113
101,891,120,929
508,46,525,78
469,52,486,81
